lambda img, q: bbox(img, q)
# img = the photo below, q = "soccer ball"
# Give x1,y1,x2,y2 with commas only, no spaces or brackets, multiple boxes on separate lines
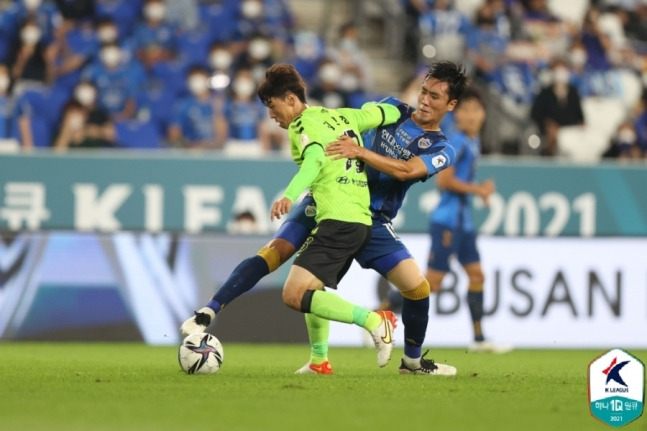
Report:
178,332,224,375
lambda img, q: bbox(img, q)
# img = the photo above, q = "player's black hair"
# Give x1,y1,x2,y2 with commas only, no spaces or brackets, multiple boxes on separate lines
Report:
257,63,307,105
455,86,486,110
424,59,469,102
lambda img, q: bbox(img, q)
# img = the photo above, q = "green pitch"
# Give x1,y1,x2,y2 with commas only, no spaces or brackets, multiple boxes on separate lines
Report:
1,343,645,431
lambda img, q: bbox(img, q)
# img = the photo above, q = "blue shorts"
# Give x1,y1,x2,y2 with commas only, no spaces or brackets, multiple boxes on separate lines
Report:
355,217,412,278
427,223,480,272
274,196,411,278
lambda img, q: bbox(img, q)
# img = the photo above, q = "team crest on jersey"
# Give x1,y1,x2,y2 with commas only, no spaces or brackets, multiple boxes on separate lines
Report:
432,155,447,168
300,134,310,147
304,205,316,217
418,138,432,149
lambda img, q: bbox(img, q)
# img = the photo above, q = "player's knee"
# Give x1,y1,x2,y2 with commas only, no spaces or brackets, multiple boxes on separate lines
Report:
401,279,430,300
425,271,442,292
257,246,283,272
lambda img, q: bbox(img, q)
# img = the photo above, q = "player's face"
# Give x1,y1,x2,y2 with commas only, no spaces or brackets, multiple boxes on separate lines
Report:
265,95,297,129
455,98,486,136
413,78,457,130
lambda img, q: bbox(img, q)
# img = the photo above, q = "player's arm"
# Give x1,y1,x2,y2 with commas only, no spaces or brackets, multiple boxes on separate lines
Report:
436,167,495,205
271,144,324,220
339,103,401,133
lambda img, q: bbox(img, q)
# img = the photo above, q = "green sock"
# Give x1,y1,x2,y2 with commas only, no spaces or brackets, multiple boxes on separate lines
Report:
305,313,329,364
310,291,381,331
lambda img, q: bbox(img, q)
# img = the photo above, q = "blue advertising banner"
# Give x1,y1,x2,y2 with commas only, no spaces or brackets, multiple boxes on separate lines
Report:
0,151,645,236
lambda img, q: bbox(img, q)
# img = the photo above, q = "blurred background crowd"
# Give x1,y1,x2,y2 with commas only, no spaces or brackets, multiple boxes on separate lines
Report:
0,0,645,161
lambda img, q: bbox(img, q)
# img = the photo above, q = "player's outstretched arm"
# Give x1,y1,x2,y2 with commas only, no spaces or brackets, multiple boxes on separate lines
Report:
326,136,429,181
436,168,496,205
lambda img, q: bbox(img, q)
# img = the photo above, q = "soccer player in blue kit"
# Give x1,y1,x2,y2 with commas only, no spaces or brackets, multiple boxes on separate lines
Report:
426,86,512,353
181,60,468,374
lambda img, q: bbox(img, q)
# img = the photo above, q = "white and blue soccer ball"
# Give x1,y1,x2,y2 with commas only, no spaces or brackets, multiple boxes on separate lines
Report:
178,332,224,375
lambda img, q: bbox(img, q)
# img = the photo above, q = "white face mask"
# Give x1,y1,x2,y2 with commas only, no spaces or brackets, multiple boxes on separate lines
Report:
100,47,122,67
75,85,97,107
0,74,10,92
319,64,341,84
144,3,166,21
209,50,233,70
23,0,42,10
21,26,42,45
98,26,118,44
339,38,357,52
188,75,209,95
248,39,271,60
552,67,570,85
340,73,359,92
232,78,255,97
241,0,262,19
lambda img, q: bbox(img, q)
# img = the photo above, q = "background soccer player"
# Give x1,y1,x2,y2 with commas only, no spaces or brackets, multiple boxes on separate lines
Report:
426,86,513,354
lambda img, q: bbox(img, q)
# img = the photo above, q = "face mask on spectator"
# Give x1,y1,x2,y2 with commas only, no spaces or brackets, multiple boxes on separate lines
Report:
21,26,41,45
75,85,97,107
248,39,271,60
552,67,570,85
339,38,358,52
340,73,360,92
144,3,166,21
0,74,10,92
241,0,262,19
23,0,42,10
100,47,122,68
188,75,208,95
98,26,118,44
209,50,232,70
232,78,255,97
319,63,341,84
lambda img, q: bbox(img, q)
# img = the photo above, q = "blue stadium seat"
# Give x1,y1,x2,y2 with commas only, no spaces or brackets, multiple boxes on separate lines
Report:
115,119,162,149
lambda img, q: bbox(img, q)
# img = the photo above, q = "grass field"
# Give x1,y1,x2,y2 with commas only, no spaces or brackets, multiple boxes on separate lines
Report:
1,343,645,431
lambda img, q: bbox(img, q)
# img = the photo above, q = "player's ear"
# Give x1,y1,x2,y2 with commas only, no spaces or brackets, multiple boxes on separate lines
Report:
447,99,458,112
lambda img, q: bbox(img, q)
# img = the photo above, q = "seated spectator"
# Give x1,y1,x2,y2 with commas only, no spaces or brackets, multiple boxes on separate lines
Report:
234,33,275,83
418,0,471,61
7,18,56,93
50,18,99,94
326,22,373,95
167,65,227,149
308,59,350,109
466,3,509,85
602,120,643,159
222,67,268,156
634,94,647,155
581,5,613,72
530,58,585,156
289,31,326,87
130,0,177,68
163,0,198,33
53,80,116,150
81,41,145,120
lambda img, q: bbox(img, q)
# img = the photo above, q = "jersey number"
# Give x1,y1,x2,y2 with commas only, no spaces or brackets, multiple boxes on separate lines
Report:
343,129,365,174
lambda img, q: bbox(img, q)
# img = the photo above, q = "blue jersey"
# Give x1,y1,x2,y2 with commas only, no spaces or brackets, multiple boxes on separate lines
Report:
82,60,145,114
431,129,481,231
0,95,17,139
362,97,455,221
170,96,219,142
223,98,265,140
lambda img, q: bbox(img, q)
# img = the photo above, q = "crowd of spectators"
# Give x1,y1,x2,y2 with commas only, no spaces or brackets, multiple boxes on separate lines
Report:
0,0,645,161
0,0,378,155
404,0,647,159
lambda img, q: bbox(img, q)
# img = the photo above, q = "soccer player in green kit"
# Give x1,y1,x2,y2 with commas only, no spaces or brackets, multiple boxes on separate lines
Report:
258,63,400,367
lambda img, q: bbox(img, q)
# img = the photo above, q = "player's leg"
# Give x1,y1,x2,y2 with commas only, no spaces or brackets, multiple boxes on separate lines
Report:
180,197,316,336
289,220,396,367
458,233,512,353
425,223,453,293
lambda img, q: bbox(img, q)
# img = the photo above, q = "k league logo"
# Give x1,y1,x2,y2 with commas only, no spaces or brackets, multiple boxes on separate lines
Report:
588,348,645,427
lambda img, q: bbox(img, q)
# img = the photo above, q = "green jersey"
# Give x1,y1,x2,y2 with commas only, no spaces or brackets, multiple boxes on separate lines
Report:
286,104,400,225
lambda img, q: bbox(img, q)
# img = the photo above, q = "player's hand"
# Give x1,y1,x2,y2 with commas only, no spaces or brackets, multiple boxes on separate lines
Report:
325,135,362,160
270,197,293,221
479,179,496,206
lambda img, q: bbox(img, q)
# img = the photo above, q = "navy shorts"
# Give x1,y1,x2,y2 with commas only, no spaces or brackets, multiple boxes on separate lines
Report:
355,218,412,278
273,195,317,248
427,223,480,272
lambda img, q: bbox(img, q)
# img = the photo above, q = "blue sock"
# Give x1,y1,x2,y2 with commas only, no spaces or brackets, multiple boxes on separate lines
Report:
467,291,485,342
401,296,429,359
206,255,269,313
